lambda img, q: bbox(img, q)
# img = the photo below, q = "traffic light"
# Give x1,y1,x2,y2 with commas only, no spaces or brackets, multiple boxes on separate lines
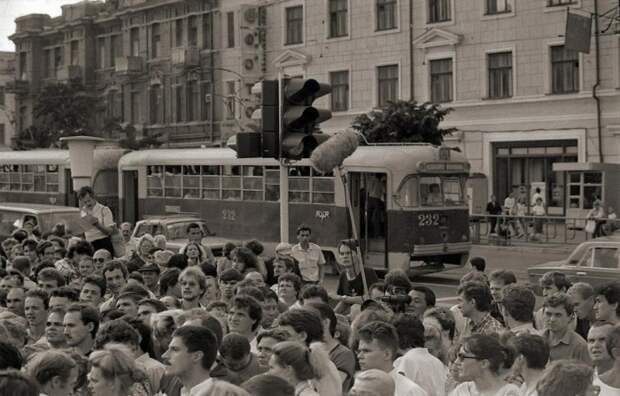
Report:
280,78,332,160
261,80,280,158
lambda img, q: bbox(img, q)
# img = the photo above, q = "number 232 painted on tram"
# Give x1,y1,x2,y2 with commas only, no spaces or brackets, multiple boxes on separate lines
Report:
118,144,471,275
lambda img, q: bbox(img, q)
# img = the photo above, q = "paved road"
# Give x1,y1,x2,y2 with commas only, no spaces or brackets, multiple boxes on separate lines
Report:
323,245,568,305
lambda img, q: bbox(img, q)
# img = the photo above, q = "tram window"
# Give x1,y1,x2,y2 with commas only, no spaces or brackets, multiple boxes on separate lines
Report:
222,165,241,200
34,166,46,191
312,178,335,204
420,177,443,207
289,166,310,177
202,166,220,200
0,167,7,191
443,177,465,205
182,166,201,199
395,176,419,207
146,166,164,197
164,166,182,198
242,166,264,201
289,178,310,203
265,166,280,202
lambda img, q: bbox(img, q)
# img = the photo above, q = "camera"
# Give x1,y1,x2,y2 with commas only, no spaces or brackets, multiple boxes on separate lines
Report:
378,294,412,313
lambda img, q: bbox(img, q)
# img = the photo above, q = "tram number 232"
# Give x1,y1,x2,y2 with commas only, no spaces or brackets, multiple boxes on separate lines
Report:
418,213,440,227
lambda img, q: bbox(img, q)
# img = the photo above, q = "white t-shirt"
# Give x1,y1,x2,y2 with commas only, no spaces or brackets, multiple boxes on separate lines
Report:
291,243,326,282
82,202,114,242
394,348,446,396
390,369,428,396
594,374,620,396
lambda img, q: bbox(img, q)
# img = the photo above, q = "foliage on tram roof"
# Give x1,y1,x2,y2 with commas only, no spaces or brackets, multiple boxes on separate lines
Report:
0,148,126,169
118,145,468,173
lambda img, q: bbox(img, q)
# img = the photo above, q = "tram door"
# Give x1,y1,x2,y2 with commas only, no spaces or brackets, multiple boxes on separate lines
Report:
349,172,387,270
122,171,138,224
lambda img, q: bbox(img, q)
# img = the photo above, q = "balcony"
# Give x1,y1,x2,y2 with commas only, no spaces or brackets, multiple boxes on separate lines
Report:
114,56,143,75
5,79,29,95
57,65,82,81
172,47,199,67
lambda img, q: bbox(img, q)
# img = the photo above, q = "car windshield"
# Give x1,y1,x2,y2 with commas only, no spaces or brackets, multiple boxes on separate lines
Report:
396,175,466,207
134,220,207,241
578,247,620,269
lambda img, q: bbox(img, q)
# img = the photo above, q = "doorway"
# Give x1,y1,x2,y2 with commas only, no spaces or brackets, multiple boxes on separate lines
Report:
348,172,388,270
122,170,138,224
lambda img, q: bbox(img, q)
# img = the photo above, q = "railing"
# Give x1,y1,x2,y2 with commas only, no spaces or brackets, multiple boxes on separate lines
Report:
470,214,619,246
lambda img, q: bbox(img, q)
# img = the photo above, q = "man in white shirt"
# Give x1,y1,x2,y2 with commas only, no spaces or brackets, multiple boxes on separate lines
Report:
357,321,428,396
78,186,115,255
291,224,326,284
393,314,446,396
162,325,218,396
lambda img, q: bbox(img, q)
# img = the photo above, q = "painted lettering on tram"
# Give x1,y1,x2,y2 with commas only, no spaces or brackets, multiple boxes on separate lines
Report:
418,213,440,227
222,209,236,221
315,210,330,222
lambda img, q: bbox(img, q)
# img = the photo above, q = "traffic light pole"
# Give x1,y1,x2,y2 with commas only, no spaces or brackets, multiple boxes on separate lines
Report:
278,71,289,243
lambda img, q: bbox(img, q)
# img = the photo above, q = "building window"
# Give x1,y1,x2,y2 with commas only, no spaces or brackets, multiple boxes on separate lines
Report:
187,80,201,122
54,47,62,74
486,0,512,14
130,27,140,57
175,85,184,123
110,35,121,67
488,52,512,98
428,0,451,23
130,84,141,124
43,49,52,78
151,23,161,59
547,0,577,6
0,86,4,106
188,16,198,46
201,81,212,120
330,70,349,111
98,37,106,69
285,6,303,45
226,81,237,120
203,13,213,49
70,41,79,66
377,64,398,107
150,85,163,124
227,12,235,48
551,45,579,94
329,0,348,38
175,19,184,47
430,58,453,103
376,0,397,31
19,52,27,80
107,90,122,121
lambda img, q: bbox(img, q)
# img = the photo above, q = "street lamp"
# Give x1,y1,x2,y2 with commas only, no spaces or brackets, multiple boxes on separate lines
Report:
59,135,104,191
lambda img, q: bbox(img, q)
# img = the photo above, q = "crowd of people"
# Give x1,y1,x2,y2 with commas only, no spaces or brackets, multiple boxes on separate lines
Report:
0,187,617,396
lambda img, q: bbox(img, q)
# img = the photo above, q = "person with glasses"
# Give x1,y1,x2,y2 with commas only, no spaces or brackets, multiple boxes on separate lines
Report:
595,325,620,395
536,360,599,396
92,249,112,276
450,334,520,396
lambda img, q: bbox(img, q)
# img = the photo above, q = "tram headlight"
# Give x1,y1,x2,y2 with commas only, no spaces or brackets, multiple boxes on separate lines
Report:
461,234,468,241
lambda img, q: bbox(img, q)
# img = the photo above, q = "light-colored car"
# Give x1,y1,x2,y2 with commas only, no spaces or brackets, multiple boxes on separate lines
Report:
528,240,620,291
130,215,227,255
0,203,83,241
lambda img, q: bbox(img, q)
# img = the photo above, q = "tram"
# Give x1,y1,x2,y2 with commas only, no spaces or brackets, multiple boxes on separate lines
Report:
118,144,471,274
0,148,126,216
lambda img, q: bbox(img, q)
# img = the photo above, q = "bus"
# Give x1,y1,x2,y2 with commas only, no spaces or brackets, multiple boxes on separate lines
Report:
118,144,471,275
0,148,126,216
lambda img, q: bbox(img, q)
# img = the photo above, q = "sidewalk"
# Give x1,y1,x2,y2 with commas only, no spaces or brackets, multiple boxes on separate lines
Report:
472,242,574,255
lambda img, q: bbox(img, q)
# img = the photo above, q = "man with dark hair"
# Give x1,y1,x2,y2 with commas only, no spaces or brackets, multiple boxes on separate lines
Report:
276,273,302,308
568,282,596,340
6,286,26,317
49,287,78,313
0,341,23,370
300,284,329,305
307,301,355,394
78,276,106,309
499,284,537,335
138,263,161,296
36,241,56,263
384,270,412,296
541,292,590,363
277,308,324,345
100,260,128,312
291,224,326,284
137,298,166,327
44,307,68,349
241,374,295,396
510,334,550,396
63,303,99,356
115,291,142,317
457,281,503,339
219,268,243,305
36,267,65,292
255,329,289,368
228,294,262,351
357,321,426,396
594,282,620,325
469,256,486,273
392,313,446,396
78,185,115,254
162,325,218,395
25,288,49,343
408,285,436,319
488,269,517,303
22,239,39,267
260,288,280,330
10,256,36,289
218,333,266,385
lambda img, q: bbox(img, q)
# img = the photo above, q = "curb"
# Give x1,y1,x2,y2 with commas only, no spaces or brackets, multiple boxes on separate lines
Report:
472,244,573,255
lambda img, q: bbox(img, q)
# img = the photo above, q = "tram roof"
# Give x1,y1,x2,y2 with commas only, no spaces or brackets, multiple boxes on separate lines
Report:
0,148,126,169
119,145,469,172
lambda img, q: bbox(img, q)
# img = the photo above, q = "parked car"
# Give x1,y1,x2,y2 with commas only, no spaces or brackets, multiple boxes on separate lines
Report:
0,203,83,241
130,215,227,256
528,239,620,292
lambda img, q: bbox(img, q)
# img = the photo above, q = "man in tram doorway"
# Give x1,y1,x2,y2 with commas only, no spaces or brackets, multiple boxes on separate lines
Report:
291,224,326,285
366,173,386,238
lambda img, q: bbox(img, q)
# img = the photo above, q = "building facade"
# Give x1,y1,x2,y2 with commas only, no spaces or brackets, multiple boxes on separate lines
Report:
0,51,15,149
263,0,619,214
8,0,267,147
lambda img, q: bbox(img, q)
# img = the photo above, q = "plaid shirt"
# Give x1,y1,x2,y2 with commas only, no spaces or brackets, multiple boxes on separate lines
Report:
462,313,504,339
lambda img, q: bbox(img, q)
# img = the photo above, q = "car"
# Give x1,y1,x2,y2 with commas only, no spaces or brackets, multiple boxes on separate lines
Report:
0,203,83,241
528,240,620,292
130,215,227,256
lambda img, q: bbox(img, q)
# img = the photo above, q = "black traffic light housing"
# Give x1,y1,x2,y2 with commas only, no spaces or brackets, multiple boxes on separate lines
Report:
279,78,332,160
261,80,280,158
